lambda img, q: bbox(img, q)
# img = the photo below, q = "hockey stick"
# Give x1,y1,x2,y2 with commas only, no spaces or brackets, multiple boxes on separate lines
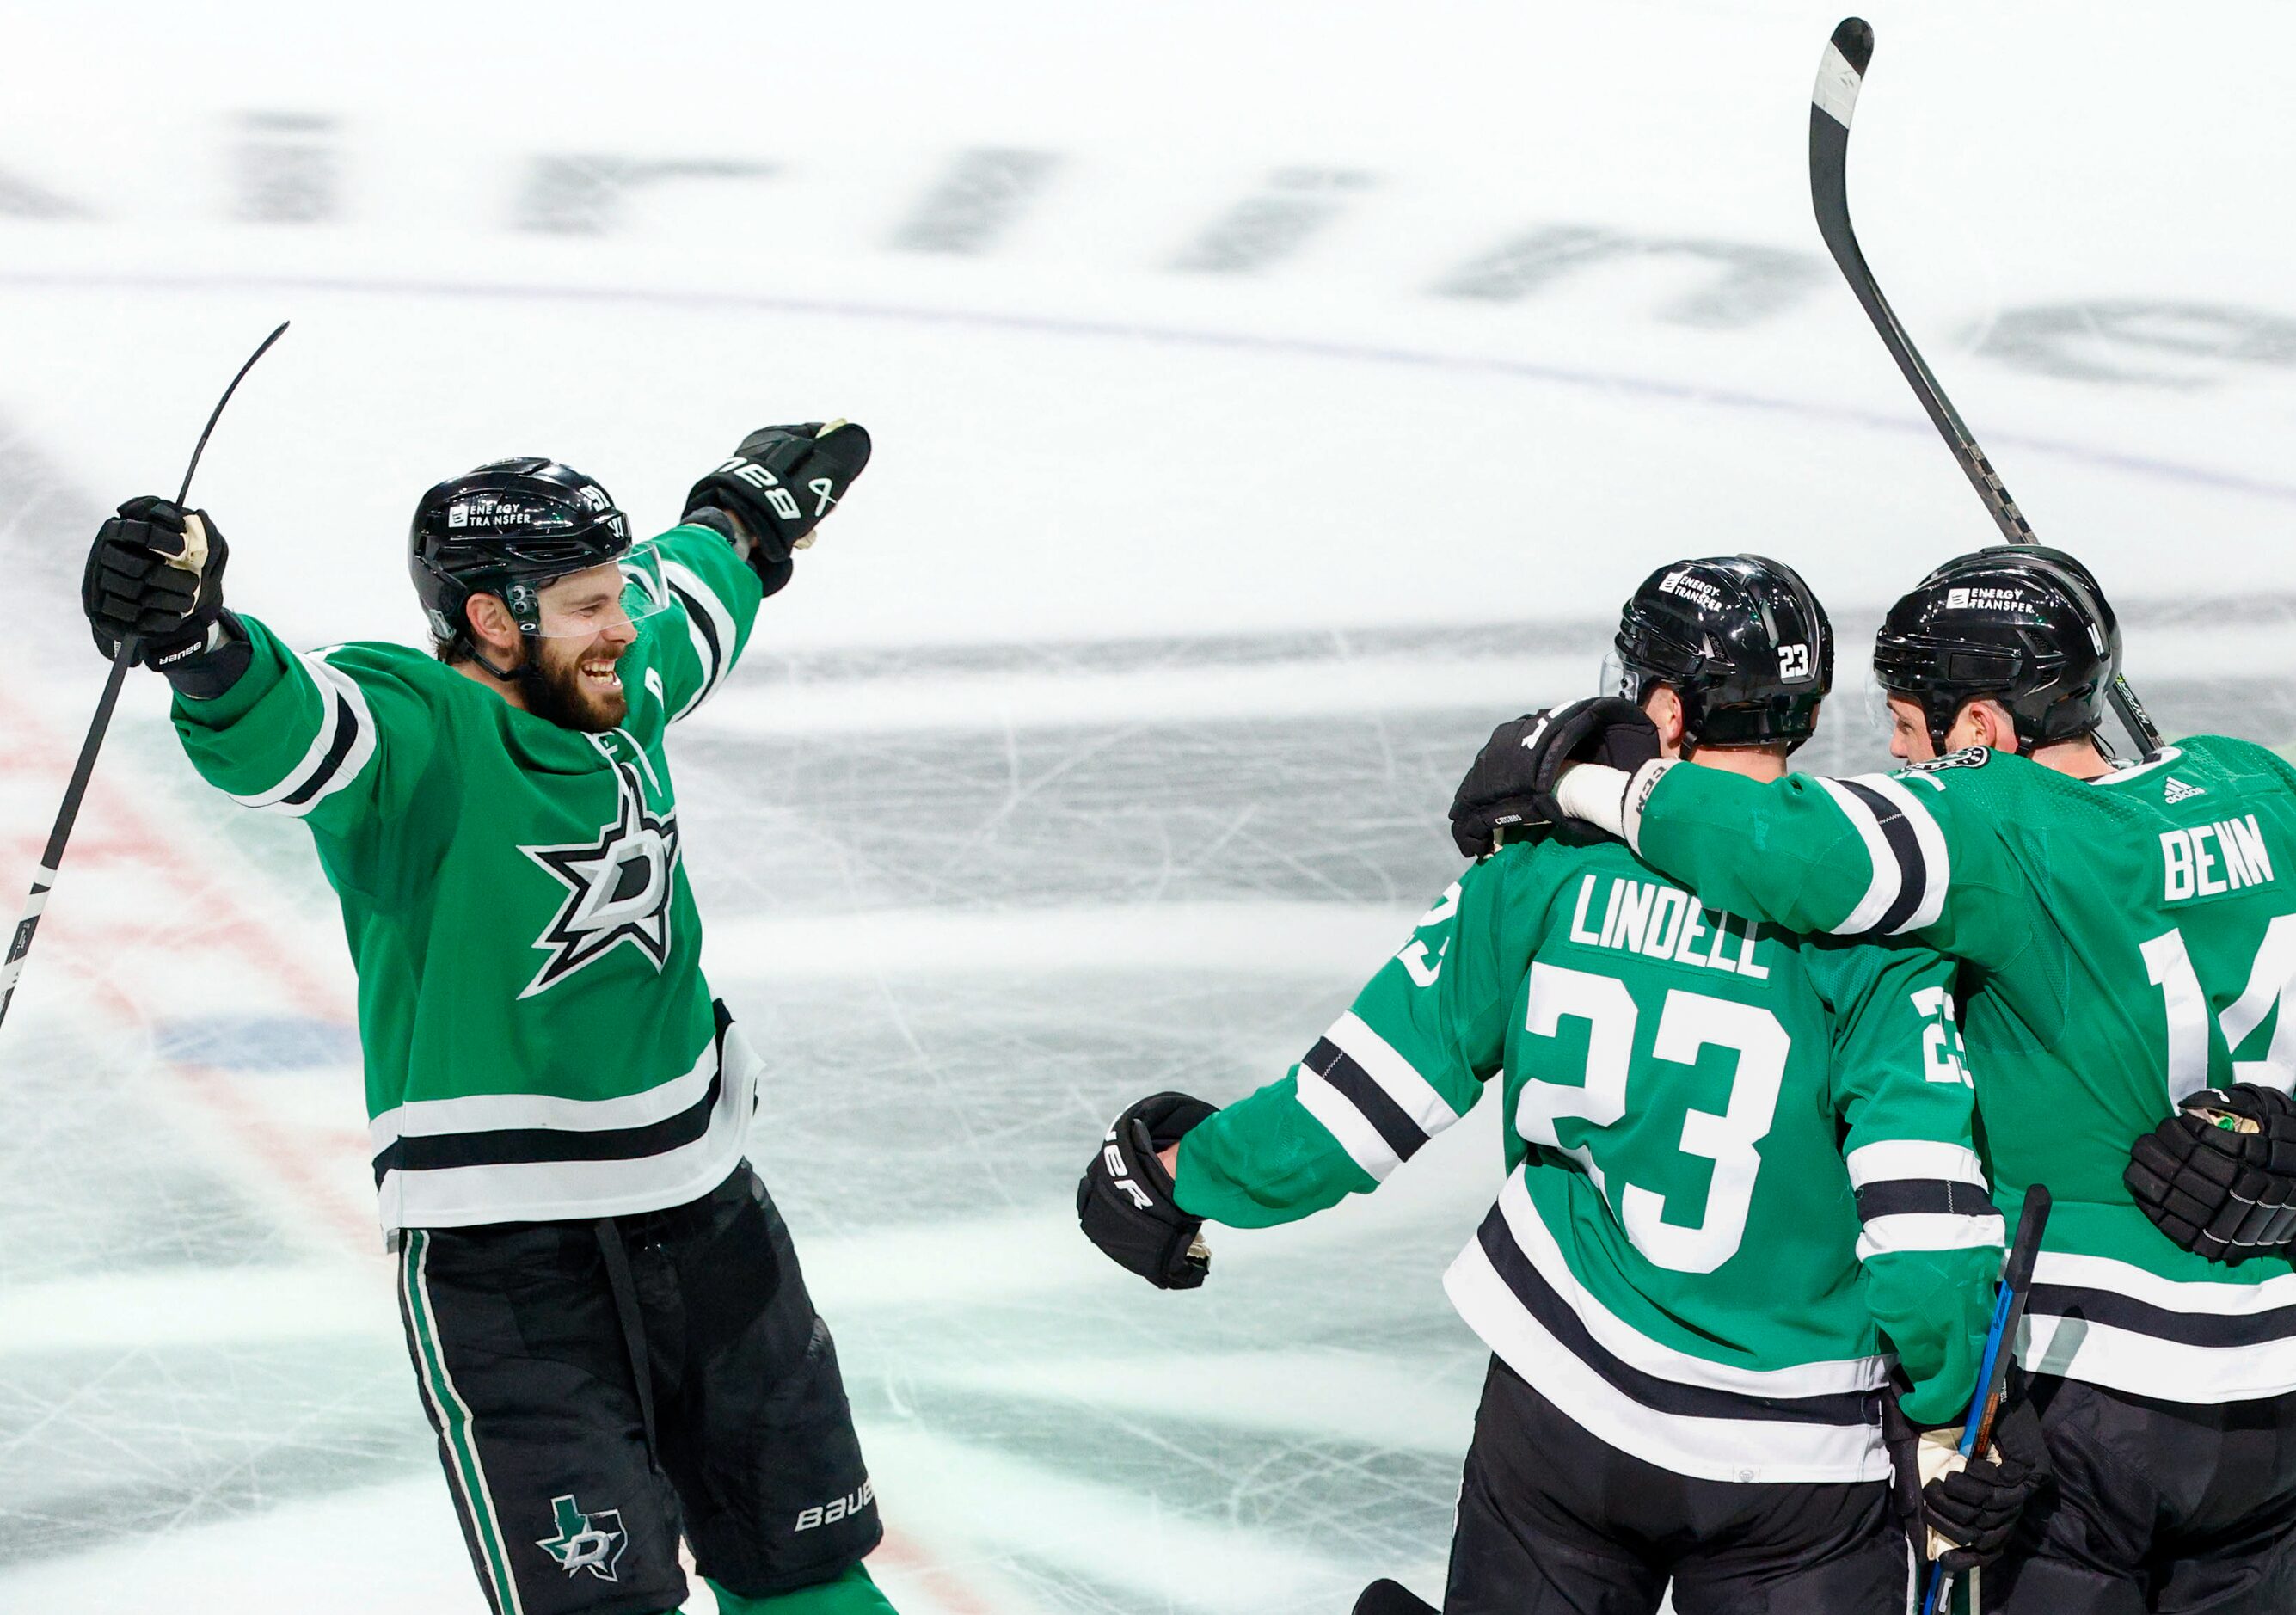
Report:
0,321,290,1036
1920,1183,2052,1615
1808,19,2161,758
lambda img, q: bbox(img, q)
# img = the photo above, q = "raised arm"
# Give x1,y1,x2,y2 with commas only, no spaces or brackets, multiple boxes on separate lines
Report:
657,421,869,718
170,613,436,838
83,496,433,835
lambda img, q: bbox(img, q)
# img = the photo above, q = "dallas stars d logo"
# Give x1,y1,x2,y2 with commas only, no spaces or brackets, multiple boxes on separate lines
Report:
519,758,680,999
537,1493,627,1581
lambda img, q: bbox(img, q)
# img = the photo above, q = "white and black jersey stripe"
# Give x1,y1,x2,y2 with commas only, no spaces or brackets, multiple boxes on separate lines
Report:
1445,1169,1894,1483
1814,775,1951,937
661,559,739,721
2021,1251,2296,1402
370,1008,760,1231
1293,1010,1466,1182
1844,1140,2002,1262
228,652,378,817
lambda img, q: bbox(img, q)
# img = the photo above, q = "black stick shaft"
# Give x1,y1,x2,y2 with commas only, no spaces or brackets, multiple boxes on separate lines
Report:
1971,1184,2052,1451
0,321,288,1036
1809,19,2159,756
177,322,289,506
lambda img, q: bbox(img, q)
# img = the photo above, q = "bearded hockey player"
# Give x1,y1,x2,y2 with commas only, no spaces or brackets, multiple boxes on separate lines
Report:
1456,545,2296,1612
1079,556,2029,1615
78,426,895,1615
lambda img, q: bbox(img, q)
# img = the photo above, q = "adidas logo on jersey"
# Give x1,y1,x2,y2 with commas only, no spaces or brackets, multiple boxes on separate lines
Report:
2164,776,2207,804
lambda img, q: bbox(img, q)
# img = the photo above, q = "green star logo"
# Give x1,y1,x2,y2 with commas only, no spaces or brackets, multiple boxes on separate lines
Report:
536,1494,627,1582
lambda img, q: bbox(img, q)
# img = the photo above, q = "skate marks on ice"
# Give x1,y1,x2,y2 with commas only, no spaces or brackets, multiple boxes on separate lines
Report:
3,628,2293,1607
3,445,2293,1610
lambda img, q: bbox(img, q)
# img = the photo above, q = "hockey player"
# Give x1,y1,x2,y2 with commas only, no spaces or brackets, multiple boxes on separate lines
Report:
79,427,893,1615
1452,545,2296,1612
1078,556,2032,1614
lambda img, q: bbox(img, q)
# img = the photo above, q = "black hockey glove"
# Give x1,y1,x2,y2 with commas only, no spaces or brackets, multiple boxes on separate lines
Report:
1885,1387,2050,1574
82,496,232,671
2127,1083,2296,1263
1077,1092,1217,1290
1447,698,1661,858
684,421,872,579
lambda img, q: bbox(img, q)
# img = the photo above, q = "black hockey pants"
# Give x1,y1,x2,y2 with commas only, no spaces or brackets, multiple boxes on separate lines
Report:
396,1164,881,1615
1983,1374,2296,1615
1445,1356,1910,1615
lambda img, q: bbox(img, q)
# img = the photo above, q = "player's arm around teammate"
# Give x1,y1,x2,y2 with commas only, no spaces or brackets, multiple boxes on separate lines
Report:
1453,546,2296,1612
1080,555,2034,1613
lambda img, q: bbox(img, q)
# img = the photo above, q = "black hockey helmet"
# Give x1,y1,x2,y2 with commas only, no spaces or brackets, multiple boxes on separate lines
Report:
1872,545,2120,754
408,457,636,657
1608,554,1833,753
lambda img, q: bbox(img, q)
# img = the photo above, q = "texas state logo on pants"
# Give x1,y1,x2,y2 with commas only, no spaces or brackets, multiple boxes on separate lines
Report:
537,1494,628,1581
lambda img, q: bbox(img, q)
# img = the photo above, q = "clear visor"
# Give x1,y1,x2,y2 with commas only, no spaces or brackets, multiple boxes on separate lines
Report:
524,543,672,639
1863,667,1894,736
1597,653,1637,701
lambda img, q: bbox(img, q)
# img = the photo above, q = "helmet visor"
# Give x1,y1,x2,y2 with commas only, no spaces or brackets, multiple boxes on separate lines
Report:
525,543,673,639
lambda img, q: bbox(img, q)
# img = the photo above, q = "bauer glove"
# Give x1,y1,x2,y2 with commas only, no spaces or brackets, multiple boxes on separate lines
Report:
82,496,231,670
1448,698,1661,858
684,421,871,579
1077,1092,1217,1290
2127,1083,2296,1263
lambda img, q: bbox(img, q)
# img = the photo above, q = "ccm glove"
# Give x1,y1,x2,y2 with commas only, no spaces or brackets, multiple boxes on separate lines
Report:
1886,1390,2050,1574
1448,697,1661,858
684,421,872,578
1077,1091,1217,1290
2127,1083,2296,1262
82,497,231,670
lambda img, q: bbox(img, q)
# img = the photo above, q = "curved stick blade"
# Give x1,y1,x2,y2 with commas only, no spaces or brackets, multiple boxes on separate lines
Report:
1814,18,1872,129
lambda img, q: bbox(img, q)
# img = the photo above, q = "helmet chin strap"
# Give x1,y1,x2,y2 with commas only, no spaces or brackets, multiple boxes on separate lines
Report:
466,642,522,681
1918,689,1959,759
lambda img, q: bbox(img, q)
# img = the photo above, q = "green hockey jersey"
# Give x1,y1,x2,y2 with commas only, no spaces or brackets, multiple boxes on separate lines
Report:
171,525,764,1231
1618,737,2296,1403
1175,829,2002,1483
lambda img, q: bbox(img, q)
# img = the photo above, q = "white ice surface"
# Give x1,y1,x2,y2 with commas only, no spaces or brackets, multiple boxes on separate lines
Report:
3,3,2294,1611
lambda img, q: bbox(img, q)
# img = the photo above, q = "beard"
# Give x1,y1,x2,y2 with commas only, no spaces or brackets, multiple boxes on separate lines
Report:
518,638,631,733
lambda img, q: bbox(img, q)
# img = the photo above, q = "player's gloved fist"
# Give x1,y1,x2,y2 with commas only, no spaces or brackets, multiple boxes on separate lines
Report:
1447,698,1661,858
81,496,230,668
2127,1083,2296,1263
1886,1393,2050,1573
1077,1092,1218,1290
684,421,872,572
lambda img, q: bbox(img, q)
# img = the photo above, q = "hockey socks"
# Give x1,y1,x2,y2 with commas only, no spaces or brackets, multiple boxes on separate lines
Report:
705,1562,899,1615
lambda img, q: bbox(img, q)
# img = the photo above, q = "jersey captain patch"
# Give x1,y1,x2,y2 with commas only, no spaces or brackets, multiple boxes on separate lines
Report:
518,758,681,998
